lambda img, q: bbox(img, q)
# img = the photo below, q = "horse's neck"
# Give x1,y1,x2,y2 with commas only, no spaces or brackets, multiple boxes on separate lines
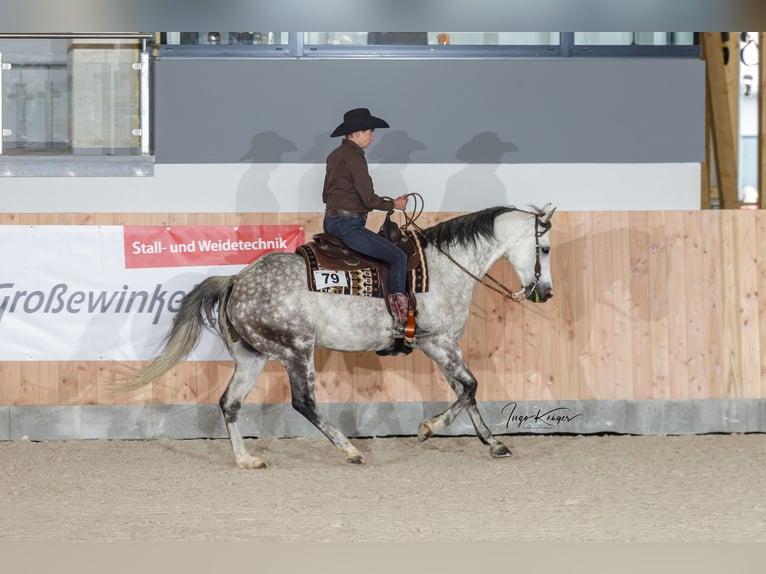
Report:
426,236,505,299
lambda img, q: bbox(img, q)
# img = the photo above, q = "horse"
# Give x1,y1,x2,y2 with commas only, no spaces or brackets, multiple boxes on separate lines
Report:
123,204,556,468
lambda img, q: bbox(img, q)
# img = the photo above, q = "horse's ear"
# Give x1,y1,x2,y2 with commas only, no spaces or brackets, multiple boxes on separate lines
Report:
540,204,557,225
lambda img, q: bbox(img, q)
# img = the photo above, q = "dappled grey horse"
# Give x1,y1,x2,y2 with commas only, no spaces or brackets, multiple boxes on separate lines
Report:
125,204,556,468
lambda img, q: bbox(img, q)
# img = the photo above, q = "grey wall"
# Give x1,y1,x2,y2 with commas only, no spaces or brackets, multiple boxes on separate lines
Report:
7,399,766,441
154,57,705,165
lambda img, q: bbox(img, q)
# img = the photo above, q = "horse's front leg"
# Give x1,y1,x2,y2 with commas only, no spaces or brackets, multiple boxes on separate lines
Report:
419,338,511,458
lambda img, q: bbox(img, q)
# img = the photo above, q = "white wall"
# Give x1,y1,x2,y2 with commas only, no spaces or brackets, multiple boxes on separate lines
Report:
0,162,700,213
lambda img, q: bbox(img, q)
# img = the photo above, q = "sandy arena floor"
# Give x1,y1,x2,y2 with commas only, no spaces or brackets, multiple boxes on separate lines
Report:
1,433,764,542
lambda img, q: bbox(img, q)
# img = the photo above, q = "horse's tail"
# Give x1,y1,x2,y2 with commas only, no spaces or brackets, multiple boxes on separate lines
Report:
118,275,234,392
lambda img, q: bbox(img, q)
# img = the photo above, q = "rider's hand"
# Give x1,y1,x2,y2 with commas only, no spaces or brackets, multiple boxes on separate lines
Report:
392,195,408,210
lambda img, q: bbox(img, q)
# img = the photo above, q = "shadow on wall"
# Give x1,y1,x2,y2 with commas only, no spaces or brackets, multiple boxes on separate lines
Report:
466,219,663,401
441,131,519,211
476,221,660,327
236,131,297,213
298,129,428,211
297,130,334,212
368,129,427,197
511,222,661,325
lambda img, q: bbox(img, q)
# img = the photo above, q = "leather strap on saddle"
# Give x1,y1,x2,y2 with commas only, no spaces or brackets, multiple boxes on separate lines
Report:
404,293,417,343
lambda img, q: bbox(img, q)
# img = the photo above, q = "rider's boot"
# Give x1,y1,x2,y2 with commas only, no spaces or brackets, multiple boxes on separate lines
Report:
377,292,413,356
387,292,410,334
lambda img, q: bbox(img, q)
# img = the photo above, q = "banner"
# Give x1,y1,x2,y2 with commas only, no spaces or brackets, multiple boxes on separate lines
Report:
0,225,304,361
123,225,299,268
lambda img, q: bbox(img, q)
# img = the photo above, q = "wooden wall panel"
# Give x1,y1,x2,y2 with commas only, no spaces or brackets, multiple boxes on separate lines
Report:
758,214,766,397
738,212,761,398
610,211,634,400
0,362,19,404
705,211,727,397
573,212,596,399
592,211,616,400
2,210,766,407
551,212,577,400
626,215,645,396
665,210,689,400
683,213,706,398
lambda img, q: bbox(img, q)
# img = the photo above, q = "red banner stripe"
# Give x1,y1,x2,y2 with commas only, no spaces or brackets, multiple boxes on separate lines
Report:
123,225,304,269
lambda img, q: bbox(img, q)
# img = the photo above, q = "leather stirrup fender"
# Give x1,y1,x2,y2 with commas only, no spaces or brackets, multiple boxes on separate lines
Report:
404,306,416,343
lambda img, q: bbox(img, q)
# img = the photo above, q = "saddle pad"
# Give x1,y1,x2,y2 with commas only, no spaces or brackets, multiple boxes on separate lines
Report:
296,231,429,298
297,243,384,297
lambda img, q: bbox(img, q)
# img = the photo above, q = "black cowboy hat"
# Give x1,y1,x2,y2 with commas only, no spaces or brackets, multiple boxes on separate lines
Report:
330,108,390,137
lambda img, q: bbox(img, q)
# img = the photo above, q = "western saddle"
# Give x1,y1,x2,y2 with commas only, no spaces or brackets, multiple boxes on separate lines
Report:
301,211,424,355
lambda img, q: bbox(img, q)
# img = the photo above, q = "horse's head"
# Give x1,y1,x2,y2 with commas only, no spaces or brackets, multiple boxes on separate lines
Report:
498,203,556,303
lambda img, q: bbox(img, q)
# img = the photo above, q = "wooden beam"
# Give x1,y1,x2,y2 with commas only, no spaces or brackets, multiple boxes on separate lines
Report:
724,32,740,157
701,106,711,208
703,32,740,209
701,34,712,209
760,32,766,210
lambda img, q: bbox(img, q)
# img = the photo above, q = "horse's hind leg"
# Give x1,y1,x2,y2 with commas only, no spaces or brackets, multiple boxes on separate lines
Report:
464,403,511,457
419,339,511,458
219,342,269,469
284,350,365,464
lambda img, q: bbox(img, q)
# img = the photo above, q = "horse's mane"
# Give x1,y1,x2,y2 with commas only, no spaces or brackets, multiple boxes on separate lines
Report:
419,206,519,250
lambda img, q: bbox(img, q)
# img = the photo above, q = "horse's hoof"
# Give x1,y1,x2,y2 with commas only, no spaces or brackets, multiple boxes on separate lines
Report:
236,456,268,469
346,454,366,465
490,443,512,458
418,421,434,442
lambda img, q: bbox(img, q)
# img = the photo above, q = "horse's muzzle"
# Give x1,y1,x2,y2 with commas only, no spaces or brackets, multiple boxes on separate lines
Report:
529,284,553,303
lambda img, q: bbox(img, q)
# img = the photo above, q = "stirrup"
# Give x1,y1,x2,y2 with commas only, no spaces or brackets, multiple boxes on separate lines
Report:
376,336,413,356
392,324,431,339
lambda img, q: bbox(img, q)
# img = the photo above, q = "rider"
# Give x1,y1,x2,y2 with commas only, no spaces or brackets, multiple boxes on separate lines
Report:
322,107,410,337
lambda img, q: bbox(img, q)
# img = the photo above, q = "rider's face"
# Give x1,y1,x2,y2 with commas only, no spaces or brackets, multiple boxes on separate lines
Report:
348,129,374,149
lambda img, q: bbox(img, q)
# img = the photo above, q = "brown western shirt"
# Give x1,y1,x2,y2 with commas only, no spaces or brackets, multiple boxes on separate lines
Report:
322,139,394,214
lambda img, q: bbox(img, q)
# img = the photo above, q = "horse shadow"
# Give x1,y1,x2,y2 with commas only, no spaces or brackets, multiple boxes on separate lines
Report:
478,222,661,327
431,215,668,405
551,222,662,326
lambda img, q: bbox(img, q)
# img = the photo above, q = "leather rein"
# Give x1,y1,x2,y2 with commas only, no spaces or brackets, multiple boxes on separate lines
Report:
398,195,550,302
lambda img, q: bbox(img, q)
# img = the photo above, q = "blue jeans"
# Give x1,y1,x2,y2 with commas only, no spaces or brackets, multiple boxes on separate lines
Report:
323,215,408,294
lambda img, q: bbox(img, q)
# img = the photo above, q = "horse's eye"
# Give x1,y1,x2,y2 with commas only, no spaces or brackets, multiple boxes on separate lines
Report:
540,246,550,255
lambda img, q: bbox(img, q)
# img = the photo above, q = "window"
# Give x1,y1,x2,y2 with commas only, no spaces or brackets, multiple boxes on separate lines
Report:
158,32,290,57
157,32,699,58
1,34,153,176
303,32,559,46
161,32,288,46
574,32,695,46
571,32,699,57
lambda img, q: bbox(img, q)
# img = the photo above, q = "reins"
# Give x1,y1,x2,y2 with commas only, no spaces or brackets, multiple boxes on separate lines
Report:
398,194,549,302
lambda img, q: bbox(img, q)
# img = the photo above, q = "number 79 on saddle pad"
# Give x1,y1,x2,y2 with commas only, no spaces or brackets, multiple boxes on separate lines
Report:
313,270,349,290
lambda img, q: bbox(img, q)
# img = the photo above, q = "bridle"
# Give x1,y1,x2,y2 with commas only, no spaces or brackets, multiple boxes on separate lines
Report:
440,209,550,302
399,196,551,302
